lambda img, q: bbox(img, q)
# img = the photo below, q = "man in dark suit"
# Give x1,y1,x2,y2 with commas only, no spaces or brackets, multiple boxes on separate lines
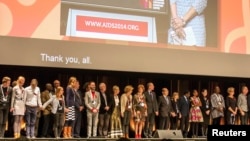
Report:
98,82,111,137
179,90,190,138
158,88,174,130
73,80,84,138
144,82,158,138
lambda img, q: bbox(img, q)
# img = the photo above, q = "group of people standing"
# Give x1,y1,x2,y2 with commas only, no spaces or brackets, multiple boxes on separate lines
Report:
0,75,250,139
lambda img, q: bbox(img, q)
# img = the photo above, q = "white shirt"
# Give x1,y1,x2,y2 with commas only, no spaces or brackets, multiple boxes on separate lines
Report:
25,86,42,107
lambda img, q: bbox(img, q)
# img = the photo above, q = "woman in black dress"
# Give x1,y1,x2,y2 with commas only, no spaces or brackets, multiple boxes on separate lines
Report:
170,92,181,130
225,87,237,125
200,89,211,136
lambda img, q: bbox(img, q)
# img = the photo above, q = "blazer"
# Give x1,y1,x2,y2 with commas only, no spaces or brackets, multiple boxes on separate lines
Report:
84,90,101,112
74,89,84,110
158,95,173,117
41,90,53,115
65,86,75,108
210,93,225,118
144,91,158,114
179,95,190,117
171,99,180,115
43,95,66,114
120,93,133,114
0,85,12,109
108,95,120,115
99,92,111,114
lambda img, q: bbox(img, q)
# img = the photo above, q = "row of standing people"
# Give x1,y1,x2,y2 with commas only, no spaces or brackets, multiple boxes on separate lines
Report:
1,75,250,139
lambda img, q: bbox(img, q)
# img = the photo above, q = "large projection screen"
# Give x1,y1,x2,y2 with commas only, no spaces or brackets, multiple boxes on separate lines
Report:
0,0,250,78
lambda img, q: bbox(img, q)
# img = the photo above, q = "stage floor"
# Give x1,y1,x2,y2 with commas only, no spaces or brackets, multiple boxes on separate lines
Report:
0,137,207,141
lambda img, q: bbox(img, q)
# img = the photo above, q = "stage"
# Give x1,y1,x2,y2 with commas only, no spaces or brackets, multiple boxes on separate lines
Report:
0,137,207,141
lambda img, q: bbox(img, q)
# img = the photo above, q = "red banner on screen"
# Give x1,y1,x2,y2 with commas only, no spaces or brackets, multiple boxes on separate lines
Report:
76,16,148,36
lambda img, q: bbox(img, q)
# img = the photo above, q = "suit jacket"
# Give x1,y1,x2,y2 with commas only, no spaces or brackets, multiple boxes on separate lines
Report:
158,95,173,117
179,95,190,117
144,91,158,114
108,95,120,115
84,90,101,113
0,85,12,109
99,92,111,114
74,89,83,111
41,90,52,115
43,95,66,114
211,93,225,118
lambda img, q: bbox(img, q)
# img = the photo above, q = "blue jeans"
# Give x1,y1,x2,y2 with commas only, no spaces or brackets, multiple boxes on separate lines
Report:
25,106,37,137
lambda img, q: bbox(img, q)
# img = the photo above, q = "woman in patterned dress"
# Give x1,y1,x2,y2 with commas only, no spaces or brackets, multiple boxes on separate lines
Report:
189,89,203,138
133,84,147,138
108,85,123,138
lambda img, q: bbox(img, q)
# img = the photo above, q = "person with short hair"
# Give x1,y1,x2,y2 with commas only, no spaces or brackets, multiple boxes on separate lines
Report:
225,87,237,125
24,79,42,139
98,82,111,137
133,84,147,138
211,86,225,125
120,85,133,138
179,90,190,138
85,81,101,138
108,85,123,138
0,76,12,138
237,86,248,125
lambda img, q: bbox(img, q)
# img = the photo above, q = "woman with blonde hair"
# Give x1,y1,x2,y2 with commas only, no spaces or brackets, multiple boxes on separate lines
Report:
120,85,133,138
225,87,237,125
170,92,181,130
64,76,77,138
42,87,68,138
133,84,147,138
10,76,26,139
108,85,123,138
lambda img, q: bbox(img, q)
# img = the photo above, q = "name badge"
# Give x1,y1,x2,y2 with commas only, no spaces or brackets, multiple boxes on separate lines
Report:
140,102,145,107
58,106,63,110
128,105,131,109
206,105,209,108
218,102,222,105
116,103,119,106
3,97,7,102
92,101,96,105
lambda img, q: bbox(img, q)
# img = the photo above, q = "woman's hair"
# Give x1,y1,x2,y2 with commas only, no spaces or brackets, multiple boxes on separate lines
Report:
113,85,120,91
68,76,77,86
55,86,63,98
172,91,179,99
227,87,235,93
137,84,145,92
124,85,134,93
2,76,11,83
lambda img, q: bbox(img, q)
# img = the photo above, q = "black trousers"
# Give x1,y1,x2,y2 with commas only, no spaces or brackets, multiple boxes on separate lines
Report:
0,108,9,137
212,117,221,125
159,116,170,130
73,110,82,137
180,115,189,137
41,113,53,137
